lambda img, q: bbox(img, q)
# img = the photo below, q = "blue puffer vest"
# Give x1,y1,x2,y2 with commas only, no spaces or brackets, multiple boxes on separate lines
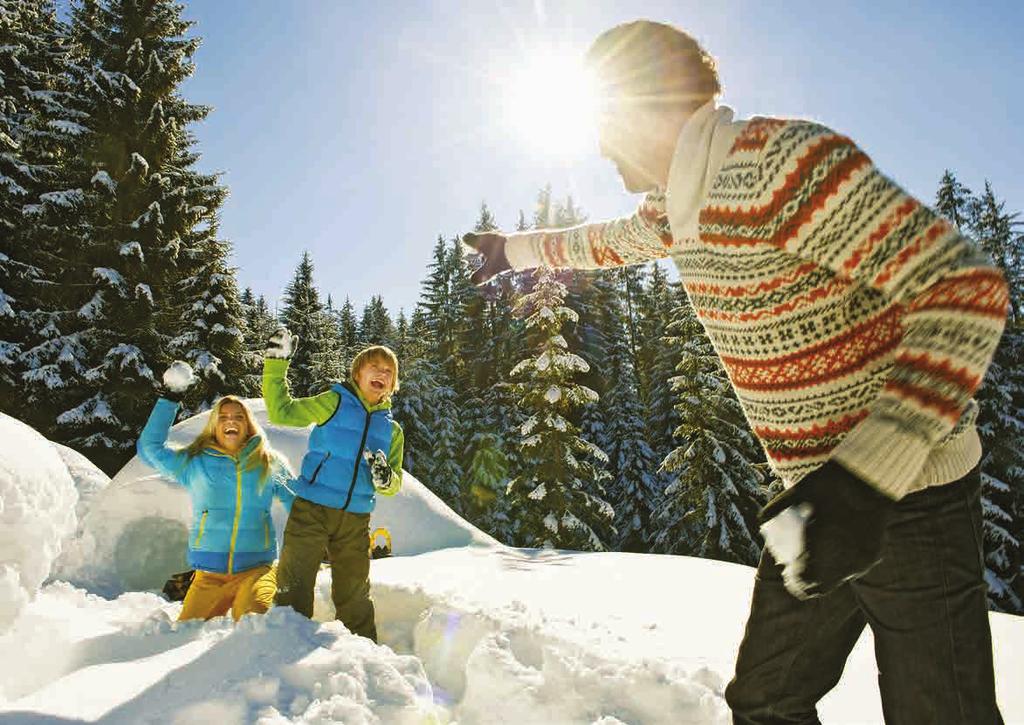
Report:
290,383,394,512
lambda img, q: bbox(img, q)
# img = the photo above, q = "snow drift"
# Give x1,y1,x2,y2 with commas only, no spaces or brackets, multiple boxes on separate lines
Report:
0,414,77,633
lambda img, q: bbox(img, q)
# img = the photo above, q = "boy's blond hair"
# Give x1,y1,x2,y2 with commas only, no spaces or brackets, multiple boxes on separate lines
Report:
350,345,400,398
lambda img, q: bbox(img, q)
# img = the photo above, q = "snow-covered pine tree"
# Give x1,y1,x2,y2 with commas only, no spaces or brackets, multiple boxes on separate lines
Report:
0,0,85,422
29,0,228,472
507,265,613,551
597,270,660,552
637,266,682,463
240,289,276,386
389,308,437,479
278,251,325,397
651,297,765,565
357,295,394,347
337,295,358,369
308,307,345,392
171,232,249,409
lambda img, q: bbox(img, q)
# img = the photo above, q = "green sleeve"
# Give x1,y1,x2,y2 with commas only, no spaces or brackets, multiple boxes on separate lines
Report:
379,421,404,496
262,358,339,426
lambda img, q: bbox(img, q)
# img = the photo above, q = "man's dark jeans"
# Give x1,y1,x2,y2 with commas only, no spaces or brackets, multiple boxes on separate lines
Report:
725,465,1002,724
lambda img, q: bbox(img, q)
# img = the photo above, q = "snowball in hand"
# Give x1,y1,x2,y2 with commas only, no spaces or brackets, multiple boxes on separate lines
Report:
0,414,77,633
162,360,196,392
760,502,812,597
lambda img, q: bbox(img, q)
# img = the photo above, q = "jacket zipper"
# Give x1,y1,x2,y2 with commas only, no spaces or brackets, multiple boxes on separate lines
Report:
195,510,208,547
227,459,243,574
341,411,373,511
264,516,270,549
309,453,330,485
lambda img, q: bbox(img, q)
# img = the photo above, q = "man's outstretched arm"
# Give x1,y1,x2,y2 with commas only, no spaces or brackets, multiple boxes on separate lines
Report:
466,192,674,283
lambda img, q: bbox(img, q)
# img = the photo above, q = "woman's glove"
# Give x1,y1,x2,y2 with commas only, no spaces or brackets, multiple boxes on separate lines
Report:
161,360,196,402
266,327,296,359
759,460,895,599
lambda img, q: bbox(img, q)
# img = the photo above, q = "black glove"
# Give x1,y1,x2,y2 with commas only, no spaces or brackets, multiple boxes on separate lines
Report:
463,232,511,285
759,460,894,599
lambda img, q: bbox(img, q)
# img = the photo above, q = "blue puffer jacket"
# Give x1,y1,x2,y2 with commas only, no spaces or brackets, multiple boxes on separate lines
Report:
136,398,294,574
291,383,395,513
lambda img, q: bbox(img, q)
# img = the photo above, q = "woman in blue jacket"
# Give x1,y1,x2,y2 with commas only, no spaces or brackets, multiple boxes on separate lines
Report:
137,361,294,621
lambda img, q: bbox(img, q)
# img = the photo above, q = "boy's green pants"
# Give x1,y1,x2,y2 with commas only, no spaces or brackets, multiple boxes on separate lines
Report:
274,497,377,642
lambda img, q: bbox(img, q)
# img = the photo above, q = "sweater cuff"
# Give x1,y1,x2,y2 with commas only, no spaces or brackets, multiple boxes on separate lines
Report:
505,234,544,271
830,416,932,500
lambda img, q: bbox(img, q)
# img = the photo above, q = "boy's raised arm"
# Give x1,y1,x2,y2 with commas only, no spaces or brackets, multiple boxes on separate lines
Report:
262,358,339,427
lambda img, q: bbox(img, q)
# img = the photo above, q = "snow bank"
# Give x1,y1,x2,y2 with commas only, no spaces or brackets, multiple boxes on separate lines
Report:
56,399,497,595
0,585,440,722
0,414,77,633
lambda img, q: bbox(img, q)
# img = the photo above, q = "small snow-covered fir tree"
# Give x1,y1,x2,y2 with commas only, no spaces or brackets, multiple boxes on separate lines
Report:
651,298,765,565
240,288,277,392
278,251,325,397
507,266,613,551
358,295,394,348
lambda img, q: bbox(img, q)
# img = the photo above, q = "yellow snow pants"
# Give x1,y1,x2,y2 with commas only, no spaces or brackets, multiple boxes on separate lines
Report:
178,564,277,621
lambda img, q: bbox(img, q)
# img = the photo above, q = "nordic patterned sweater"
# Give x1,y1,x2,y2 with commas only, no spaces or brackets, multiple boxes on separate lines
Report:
504,118,1009,499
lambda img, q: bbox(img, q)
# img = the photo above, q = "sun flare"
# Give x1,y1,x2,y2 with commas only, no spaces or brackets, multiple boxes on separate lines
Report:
497,47,600,159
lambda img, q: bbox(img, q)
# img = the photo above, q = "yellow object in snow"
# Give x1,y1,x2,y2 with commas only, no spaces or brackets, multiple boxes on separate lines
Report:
370,527,392,558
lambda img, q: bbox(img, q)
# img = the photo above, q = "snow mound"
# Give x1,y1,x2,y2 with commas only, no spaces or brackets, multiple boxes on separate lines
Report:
0,414,78,633
0,586,440,722
57,399,498,595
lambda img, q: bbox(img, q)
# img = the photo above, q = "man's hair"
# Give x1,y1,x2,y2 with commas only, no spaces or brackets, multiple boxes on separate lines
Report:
350,345,400,396
586,21,721,111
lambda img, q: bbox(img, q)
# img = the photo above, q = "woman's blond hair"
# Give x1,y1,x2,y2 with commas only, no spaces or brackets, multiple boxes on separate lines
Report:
184,395,285,491
350,345,400,398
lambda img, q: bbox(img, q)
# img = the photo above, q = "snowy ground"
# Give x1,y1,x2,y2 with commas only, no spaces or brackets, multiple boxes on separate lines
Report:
0,408,1021,724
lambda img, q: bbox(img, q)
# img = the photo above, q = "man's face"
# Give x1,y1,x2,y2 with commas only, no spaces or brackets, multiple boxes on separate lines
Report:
595,99,662,193
214,401,250,454
355,359,395,404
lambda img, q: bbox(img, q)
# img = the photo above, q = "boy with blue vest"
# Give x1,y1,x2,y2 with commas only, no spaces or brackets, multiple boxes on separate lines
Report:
263,329,403,641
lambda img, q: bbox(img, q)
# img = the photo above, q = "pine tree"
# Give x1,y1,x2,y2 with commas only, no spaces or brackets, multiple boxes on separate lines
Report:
651,298,765,564
507,266,613,551
358,294,394,347
25,0,229,472
337,295,358,369
278,251,325,397
171,230,248,409
597,271,660,552
1,0,87,426
935,169,972,231
238,287,273,394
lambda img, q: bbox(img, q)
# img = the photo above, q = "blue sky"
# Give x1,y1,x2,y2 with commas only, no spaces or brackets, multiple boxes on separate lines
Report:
176,0,1023,317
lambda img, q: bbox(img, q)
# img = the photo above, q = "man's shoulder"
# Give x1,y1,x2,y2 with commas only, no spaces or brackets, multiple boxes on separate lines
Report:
729,116,859,159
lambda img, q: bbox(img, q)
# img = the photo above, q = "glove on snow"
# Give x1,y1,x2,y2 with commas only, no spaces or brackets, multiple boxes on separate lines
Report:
161,360,197,401
463,232,511,285
363,449,395,493
266,327,296,360
759,460,894,600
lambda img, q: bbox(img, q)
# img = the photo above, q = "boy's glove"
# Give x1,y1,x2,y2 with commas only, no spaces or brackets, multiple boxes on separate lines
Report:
759,460,894,600
463,232,511,285
161,360,196,402
363,449,396,493
266,327,296,359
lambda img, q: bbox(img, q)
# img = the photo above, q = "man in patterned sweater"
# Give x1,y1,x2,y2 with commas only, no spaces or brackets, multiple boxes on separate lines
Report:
466,20,1006,724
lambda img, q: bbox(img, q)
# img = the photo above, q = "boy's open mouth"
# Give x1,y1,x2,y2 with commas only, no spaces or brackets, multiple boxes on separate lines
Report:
223,426,240,436
370,380,384,390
